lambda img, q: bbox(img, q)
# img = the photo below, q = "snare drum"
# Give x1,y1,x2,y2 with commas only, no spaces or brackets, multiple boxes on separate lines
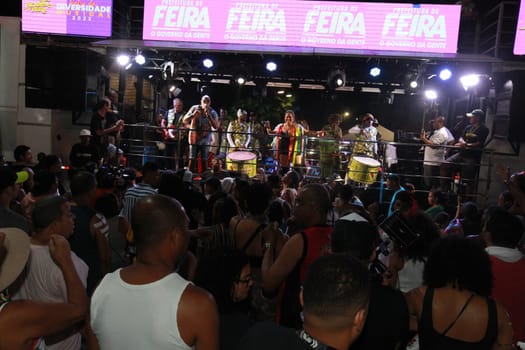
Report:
226,151,257,177
347,156,381,184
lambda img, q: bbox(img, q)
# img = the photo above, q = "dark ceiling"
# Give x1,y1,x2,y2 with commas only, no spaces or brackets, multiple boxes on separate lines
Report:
8,0,520,90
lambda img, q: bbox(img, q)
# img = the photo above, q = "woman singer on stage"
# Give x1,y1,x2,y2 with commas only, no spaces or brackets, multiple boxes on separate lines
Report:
265,110,322,172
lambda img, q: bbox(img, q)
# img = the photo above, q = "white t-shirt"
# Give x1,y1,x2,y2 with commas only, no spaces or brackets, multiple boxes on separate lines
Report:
13,244,89,350
91,270,192,350
397,259,425,293
423,126,450,166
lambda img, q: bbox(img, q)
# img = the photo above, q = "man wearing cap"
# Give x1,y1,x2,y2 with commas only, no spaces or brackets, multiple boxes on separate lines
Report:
0,167,30,234
0,229,89,349
441,109,489,194
420,116,454,189
348,113,379,158
227,108,251,152
69,129,100,170
183,95,220,173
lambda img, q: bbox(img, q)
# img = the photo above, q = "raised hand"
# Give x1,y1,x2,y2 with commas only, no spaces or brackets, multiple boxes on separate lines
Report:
49,234,73,269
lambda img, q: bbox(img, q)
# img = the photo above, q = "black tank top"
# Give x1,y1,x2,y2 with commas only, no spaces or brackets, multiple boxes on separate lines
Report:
419,288,498,350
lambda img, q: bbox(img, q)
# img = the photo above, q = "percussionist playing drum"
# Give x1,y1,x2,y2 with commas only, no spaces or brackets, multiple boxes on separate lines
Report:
227,108,251,152
346,113,381,186
347,113,379,158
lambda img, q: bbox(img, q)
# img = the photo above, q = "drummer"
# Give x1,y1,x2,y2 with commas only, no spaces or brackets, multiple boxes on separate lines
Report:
347,113,379,158
227,108,251,152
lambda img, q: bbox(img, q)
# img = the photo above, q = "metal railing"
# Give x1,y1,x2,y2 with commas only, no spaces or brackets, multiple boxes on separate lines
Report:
117,123,494,203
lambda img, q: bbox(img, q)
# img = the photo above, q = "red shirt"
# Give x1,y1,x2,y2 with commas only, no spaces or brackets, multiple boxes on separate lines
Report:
490,255,525,341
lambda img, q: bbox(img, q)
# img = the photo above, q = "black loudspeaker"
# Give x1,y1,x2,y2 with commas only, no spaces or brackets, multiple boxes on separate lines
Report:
493,71,525,142
25,46,100,111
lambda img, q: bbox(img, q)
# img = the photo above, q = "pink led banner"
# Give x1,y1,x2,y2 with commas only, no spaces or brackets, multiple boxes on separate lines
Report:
22,0,112,37
514,0,525,55
143,0,461,54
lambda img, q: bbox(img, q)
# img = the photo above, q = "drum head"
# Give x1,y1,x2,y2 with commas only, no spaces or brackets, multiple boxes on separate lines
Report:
227,151,256,161
352,156,380,167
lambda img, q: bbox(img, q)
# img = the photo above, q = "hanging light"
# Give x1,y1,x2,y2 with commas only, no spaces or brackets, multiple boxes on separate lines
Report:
117,54,130,66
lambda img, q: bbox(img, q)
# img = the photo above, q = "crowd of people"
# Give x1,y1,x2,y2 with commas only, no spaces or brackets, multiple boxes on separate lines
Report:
0,93,524,350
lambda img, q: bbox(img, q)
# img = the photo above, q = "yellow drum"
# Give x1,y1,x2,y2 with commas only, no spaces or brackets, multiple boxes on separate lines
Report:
347,156,381,184
226,151,257,177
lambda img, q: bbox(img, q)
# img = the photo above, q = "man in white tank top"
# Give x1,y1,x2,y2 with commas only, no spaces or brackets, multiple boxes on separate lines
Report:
91,195,219,350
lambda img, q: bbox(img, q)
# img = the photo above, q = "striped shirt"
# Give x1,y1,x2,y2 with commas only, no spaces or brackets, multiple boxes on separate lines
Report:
119,183,157,222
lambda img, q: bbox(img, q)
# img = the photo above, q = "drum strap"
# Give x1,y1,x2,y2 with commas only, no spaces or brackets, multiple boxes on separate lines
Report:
240,223,267,253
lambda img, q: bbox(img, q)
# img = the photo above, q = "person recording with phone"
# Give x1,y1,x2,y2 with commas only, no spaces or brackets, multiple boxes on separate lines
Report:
182,95,220,173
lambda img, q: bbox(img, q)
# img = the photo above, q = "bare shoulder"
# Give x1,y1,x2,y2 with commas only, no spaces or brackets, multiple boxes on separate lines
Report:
177,284,219,349
180,285,216,312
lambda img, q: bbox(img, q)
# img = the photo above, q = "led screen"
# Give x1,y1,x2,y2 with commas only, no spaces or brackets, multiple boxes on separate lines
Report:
514,0,525,55
143,0,461,54
22,0,112,37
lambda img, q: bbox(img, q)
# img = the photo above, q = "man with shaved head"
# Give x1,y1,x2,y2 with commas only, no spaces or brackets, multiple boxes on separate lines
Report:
421,116,454,189
261,183,333,329
91,195,219,350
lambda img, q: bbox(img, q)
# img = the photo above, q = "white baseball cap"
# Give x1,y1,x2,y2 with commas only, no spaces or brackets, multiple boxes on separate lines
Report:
79,129,92,137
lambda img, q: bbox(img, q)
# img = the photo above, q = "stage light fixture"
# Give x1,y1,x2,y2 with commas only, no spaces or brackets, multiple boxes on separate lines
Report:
460,74,480,90
286,93,293,98
148,74,154,79
277,90,285,95
235,75,246,85
202,58,214,69
439,68,452,81
327,68,346,89
135,53,146,65
369,66,381,77
410,81,418,89
266,61,277,72
125,63,133,70
117,54,130,66
160,61,175,80
425,89,438,100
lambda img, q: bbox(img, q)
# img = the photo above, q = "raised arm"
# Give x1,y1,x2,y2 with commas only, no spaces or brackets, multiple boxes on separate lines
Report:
3,235,89,346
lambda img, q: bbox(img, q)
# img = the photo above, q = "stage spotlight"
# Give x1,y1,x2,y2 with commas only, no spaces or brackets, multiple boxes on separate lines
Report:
439,68,452,81
266,61,277,72
460,74,480,90
327,68,346,89
235,75,246,85
410,81,418,89
135,53,146,65
125,63,133,70
425,89,438,100
286,93,293,98
117,54,130,66
148,74,154,79
277,90,285,95
160,61,175,80
369,66,381,77
202,58,214,69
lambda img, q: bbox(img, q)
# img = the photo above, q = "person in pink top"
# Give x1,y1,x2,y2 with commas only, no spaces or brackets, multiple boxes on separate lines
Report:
482,207,525,343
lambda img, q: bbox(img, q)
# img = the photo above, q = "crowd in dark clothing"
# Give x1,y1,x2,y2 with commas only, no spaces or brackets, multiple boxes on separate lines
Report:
1,137,525,350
